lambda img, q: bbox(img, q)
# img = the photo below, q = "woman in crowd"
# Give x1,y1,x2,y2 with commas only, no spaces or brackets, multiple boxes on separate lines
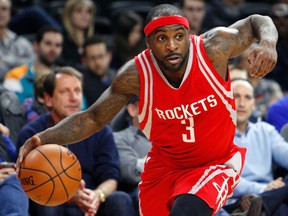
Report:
111,11,146,70
60,0,96,67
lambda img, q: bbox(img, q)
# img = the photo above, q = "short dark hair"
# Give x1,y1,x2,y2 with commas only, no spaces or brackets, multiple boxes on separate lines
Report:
44,67,83,96
82,35,110,57
34,72,50,101
146,4,185,25
35,26,62,43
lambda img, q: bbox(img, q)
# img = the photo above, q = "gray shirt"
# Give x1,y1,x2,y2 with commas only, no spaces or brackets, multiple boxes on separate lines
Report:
113,126,151,185
0,30,34,81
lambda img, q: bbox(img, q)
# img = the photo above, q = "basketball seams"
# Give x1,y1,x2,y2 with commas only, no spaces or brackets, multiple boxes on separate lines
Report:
20,144,82,206
20,166,54,192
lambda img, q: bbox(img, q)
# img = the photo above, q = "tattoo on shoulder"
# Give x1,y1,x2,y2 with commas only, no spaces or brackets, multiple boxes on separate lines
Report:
113,62,140,95
204,27,254,68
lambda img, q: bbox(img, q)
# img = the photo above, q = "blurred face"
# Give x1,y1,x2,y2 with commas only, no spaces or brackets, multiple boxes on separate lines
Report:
229,68,248,80
82,43,111,77
182,0,205,32
146,24,190,73
71,4,93,30
232,80,255,126
35,32,63,67
127,101,139,128
0,0,11,29
128,23,143,48
272,7,288,39
45,73,82,122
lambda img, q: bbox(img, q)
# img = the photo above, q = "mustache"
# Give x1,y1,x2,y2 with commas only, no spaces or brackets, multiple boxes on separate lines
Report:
164,52,182,59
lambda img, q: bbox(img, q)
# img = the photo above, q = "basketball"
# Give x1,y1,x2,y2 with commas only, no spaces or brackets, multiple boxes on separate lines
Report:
19,144,82,206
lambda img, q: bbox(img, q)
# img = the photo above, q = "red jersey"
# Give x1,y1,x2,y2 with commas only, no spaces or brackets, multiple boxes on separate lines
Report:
135,35,237,168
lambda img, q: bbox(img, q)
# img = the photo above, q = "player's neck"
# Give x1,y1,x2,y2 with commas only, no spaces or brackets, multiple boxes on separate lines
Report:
160,63,188,88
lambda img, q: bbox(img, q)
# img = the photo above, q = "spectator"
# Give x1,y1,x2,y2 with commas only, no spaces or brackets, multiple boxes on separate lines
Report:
0,0,34,82
0,85,26,144
17,67,135,216
224,78,288,216
111,11,145,70
113,96,151,215
0,123,29,216
266,95,288,133
3,26,63,104
179,0,207,34
266,3,288,93
81,35,115,107
60,0,96,68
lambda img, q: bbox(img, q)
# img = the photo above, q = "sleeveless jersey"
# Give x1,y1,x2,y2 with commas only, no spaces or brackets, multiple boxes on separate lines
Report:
135,35,236,168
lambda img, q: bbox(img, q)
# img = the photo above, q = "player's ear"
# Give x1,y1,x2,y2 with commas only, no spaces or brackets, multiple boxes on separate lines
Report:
43,92,52,109
145,37,150,48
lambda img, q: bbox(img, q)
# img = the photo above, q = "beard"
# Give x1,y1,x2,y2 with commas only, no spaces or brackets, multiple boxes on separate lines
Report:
39,53,58,67
154,50,189,73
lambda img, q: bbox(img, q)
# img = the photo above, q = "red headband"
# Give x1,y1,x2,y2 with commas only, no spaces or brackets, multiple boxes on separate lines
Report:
144,15,190,36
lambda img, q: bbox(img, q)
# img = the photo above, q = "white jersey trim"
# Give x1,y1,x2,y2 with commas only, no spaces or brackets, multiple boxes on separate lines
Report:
194,36,236,125
137,53,153,139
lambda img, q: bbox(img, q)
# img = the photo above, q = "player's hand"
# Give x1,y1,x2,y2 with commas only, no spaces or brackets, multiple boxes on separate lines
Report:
16,135,42,175
248,40,277,78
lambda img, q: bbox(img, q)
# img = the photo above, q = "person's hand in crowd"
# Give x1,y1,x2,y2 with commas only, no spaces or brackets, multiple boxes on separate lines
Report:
0,167,16,183
69,180,101,216
265,177,285,191
0,123,10,136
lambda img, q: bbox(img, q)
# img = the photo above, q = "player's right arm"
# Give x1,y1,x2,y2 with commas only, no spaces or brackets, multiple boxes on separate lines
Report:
17,60,140,170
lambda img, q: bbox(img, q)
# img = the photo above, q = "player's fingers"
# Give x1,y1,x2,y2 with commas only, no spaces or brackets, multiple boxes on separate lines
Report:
257,54,277,77
16,147,25,176
247,51,256,71
249,51,264,77
31,135,42,146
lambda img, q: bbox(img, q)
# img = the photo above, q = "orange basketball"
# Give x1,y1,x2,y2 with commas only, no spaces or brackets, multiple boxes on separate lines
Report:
19,144,82,206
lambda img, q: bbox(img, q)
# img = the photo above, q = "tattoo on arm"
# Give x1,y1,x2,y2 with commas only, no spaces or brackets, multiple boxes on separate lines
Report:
39,61,140,146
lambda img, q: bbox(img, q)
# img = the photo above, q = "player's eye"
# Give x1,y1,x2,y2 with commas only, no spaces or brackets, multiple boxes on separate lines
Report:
158,35,166,42
176,34,183,40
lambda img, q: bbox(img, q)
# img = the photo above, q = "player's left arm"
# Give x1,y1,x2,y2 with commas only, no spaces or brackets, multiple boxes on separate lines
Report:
203,14,278,79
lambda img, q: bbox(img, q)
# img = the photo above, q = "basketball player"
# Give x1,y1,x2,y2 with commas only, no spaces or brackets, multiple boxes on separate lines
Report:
17,4,278,216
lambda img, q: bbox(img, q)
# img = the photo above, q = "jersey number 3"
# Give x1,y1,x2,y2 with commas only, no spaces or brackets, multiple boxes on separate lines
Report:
181,118,195,143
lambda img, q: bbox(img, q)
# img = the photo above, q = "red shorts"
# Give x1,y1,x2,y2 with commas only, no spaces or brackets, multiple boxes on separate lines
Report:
138,146,246,216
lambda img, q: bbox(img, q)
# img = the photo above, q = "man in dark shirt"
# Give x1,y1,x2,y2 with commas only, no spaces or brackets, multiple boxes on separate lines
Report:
81,36,115,107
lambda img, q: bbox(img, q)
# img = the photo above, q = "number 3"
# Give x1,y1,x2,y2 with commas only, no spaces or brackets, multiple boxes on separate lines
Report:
181,117,195,143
